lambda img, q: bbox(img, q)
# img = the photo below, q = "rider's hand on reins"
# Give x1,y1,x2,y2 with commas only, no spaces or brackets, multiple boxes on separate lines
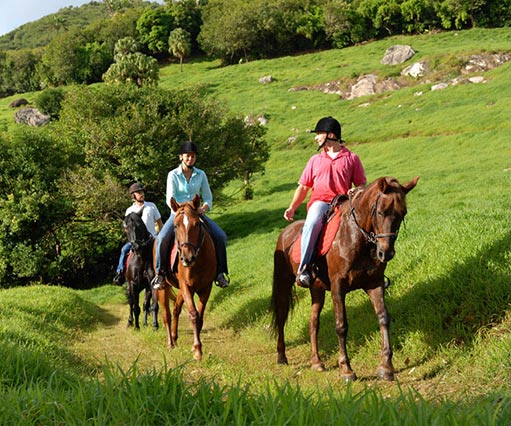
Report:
284,208,295,222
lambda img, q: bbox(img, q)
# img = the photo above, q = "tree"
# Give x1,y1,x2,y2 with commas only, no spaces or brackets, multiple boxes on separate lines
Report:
37,27,109,86
167,0,203,51
168,28,191,72
56,84,269,201
102,37,159,87
0,49,42,96
0,128,77,286
136,7,174,55
198,0,325,64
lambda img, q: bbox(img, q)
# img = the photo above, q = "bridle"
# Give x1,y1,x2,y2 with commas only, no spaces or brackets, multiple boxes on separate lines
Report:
175,209,207,258
349,191,400,244
124,213,153,252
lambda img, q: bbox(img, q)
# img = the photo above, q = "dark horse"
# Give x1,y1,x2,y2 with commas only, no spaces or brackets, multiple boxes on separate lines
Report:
124,210,159,330
155,194,216,361
271,176,419,381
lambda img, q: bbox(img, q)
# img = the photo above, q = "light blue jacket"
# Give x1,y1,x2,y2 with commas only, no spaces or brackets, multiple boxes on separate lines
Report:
166,165,213,210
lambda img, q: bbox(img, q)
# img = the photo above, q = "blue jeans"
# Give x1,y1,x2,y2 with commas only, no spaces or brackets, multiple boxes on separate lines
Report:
116,242,131,273
299,201,330,273
155,212,228,276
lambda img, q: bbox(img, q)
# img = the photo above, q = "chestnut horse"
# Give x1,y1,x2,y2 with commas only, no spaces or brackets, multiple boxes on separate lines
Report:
270,176,419,381
155,194,216,361
124,210,159,330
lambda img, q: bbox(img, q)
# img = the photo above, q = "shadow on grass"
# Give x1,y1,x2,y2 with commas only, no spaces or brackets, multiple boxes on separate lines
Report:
277,231,511,374
216,206,306,243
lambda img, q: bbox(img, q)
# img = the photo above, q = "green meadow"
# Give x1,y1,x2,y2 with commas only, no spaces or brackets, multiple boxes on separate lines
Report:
0,27,510,424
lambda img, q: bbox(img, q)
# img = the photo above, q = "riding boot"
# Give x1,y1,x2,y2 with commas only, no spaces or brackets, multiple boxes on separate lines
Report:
296,265,313,288
151,271,166,290
113,270,125,286
215,272,230,288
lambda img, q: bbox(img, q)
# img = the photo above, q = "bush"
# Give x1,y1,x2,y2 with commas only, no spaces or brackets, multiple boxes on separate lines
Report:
35,87,65,119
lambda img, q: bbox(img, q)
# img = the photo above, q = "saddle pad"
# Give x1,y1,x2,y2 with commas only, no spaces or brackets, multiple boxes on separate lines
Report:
125,250,134,271
291,207,342,264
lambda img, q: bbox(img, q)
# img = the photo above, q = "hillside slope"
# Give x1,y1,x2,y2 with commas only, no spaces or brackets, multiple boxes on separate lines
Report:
0,27,510,403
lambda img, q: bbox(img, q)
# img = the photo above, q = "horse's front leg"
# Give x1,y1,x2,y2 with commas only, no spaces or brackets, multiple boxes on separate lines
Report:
309,288,326,371
157,288,175,349
131,289,141,330
126,285,135,328
332,288,357,381
142,288,151,327
151,289,159,330
180,285,202,361
172,290,184,345
196,286,212,334
366,286,394,380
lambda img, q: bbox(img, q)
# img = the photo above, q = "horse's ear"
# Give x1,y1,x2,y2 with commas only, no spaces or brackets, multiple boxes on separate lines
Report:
402,176,419,194
170,197,179,212
192,194,201,209
137,206,144,217
376,177,389,193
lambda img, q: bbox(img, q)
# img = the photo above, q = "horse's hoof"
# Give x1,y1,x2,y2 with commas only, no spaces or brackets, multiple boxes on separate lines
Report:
277,355,288,365
342,372,358,382
311,362,326,372
377,366,394,381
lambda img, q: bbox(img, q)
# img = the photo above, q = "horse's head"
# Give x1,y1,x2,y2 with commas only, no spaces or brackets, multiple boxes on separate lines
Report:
354,176,419,263
171,194,205,267
123,209,152,252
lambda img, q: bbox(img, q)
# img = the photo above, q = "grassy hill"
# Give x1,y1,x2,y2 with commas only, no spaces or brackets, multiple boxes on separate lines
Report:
0,27,510,423
0,2,108,51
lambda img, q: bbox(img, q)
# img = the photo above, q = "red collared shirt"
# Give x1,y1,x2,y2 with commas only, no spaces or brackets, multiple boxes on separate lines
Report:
299,147,366,209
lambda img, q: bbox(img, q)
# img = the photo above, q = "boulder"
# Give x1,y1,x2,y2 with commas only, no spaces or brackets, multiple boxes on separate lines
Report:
14,107,51,127
402,62,426,78
9,98,29,108
259,75,274,84
381,45,415,65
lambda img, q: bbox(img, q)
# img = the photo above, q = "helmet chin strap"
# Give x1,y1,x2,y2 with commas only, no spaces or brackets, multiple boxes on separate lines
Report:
317,135,339,151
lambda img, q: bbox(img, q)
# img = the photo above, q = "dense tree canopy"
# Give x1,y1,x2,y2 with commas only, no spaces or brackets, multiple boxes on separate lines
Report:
1,0,511,93
0,84,268,288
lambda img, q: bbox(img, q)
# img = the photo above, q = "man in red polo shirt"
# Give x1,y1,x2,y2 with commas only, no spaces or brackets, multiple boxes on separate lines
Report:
283,116,367,288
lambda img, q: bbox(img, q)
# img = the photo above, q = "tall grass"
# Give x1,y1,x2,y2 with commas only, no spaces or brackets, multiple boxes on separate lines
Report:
1,359,510,425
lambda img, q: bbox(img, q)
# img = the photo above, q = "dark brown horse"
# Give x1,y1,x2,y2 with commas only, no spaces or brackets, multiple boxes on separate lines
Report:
271,176,419,380
124,210,159,330
155,194,217,360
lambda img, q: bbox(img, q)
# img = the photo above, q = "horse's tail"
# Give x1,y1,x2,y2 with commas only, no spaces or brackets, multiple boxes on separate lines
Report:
270,248,295,336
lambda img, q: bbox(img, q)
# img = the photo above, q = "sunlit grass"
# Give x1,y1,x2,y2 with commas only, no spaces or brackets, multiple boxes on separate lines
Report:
1,27,511,424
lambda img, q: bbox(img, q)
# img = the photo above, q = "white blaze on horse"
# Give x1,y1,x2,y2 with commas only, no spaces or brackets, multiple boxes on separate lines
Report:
155,194,217,361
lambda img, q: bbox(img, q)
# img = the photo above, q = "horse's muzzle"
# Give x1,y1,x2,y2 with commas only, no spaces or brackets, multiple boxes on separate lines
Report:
376,245,395,263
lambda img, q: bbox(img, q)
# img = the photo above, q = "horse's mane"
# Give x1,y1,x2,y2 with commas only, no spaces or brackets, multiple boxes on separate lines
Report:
124,211,151,245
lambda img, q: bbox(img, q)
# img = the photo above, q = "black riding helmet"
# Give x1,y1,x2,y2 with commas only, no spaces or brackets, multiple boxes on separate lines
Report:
179,141,198,154
313,116,341,141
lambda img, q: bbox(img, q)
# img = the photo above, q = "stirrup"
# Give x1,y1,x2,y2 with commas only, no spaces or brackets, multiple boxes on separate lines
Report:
151,274,166,290
215,272,230,288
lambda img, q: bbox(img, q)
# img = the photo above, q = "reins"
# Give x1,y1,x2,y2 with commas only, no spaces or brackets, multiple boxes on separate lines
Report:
349,190,399,244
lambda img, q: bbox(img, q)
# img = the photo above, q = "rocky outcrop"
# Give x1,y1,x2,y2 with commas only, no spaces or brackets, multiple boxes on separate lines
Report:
14,107,50,127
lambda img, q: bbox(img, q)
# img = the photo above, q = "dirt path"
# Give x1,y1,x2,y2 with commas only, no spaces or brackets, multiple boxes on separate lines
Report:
72,301,480,401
